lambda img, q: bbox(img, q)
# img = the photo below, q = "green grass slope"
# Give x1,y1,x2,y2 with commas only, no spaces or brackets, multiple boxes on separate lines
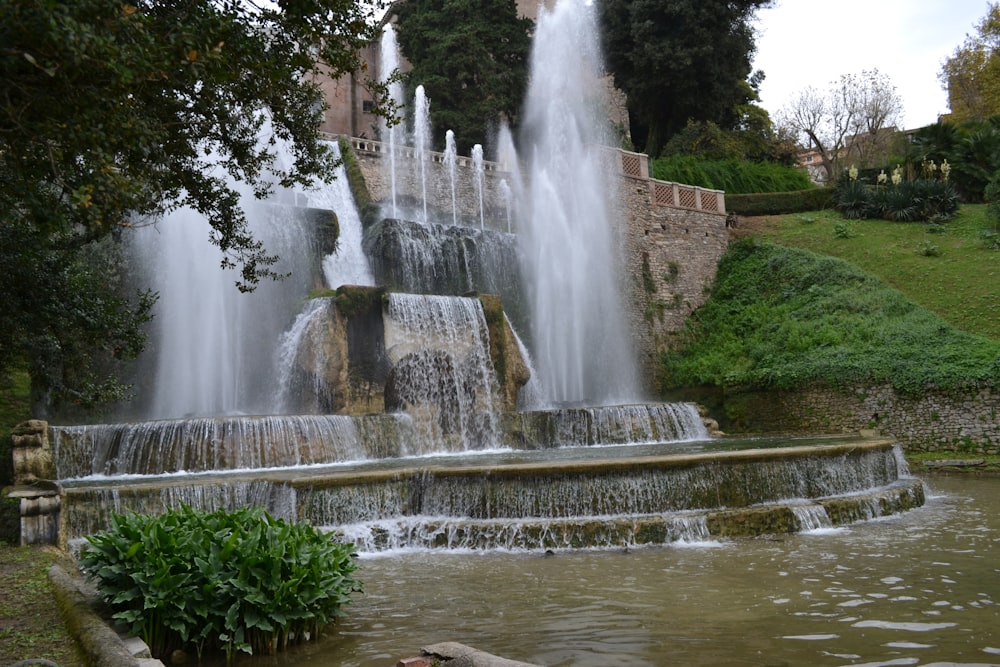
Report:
743,205,1000,341
660,238,1000,395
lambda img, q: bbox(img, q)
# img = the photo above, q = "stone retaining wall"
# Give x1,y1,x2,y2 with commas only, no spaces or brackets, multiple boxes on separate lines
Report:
719,383,1000,454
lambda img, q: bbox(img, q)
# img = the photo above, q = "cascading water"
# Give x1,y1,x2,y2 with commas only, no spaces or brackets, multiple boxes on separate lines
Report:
382,293,501,454
413,85,432,224
379,23,404,219
310,141,374,288
518,0,640,406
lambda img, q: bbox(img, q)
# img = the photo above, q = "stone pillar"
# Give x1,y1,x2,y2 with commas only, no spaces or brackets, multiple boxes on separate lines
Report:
5,420,61,545
11,419,55,484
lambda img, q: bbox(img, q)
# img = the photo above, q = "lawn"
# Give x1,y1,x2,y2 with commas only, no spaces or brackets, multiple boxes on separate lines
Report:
738,204,1000,341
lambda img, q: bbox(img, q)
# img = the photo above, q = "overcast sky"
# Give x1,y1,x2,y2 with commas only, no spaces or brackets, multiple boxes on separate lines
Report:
751,0,991,130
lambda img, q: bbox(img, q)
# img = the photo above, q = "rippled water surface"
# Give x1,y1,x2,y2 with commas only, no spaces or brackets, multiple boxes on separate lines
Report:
256,475,1000,667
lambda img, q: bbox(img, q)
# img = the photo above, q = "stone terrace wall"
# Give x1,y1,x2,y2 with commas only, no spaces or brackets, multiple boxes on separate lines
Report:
721,384,1000,454
612,150,728,380
343,137,729,392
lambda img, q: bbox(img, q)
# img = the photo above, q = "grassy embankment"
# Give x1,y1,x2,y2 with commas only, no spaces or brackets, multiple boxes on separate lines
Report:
661,204,1000,469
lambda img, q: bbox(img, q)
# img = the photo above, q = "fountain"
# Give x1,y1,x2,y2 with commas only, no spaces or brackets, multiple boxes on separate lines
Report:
13,0,924,562
378,23,403,220
443,129,458,225
413,85,432,224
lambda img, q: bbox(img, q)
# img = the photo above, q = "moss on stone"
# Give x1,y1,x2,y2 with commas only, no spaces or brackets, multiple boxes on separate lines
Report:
338,137,371,211
334,285,386,319
478,293,508,391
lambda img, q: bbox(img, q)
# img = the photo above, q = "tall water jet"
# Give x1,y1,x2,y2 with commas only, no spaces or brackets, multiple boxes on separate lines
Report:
499,179,513,233
444,129,458,225
413,85,432,224
472,143,485,229
518,0,639,406
130,197,317,420
379,24,404,219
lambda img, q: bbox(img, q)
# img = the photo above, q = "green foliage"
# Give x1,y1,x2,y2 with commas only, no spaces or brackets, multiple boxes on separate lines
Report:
833,176,959,222
651,156,813,194
598,0,771,155
0,0,380,412
726,188,834,216
660,239,1000,395
394,0,532,155
79,506,361,662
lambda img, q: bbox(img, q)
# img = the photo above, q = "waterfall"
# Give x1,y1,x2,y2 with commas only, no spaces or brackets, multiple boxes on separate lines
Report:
274,298,336,414
413,85,432,224
791,504,835,532
314,141,374,288
518,0,640,407
383,294,502,454
444,129,458,225
50,414,374,478
379,24,403,219
364,218,522,312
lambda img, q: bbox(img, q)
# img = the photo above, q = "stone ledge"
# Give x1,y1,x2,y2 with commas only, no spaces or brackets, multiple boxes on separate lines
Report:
48,564,165,667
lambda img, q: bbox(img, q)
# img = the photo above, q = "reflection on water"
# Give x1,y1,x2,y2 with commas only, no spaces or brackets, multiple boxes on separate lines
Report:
250,475,1000,667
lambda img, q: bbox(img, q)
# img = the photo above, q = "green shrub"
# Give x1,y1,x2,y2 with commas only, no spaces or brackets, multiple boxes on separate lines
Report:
651,155,813,194
726,188,833,216
834,176,958,222
79,506,361,662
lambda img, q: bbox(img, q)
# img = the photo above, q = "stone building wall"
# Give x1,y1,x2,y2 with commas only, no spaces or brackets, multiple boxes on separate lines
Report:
345,139,729,393
720,384,1000,454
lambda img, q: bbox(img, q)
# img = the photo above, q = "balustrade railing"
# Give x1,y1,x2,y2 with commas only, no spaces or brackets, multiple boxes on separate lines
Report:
326,134,726,215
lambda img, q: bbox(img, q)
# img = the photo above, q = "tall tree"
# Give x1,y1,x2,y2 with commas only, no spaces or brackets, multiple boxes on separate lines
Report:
940,2,1000,124
779,70,903,183
393,0,533,155
598,0,772,156
0,0,382,413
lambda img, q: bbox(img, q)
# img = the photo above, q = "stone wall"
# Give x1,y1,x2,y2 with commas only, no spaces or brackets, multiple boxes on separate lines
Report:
343,138,729,392
718,383,1000,454
613,151,729,380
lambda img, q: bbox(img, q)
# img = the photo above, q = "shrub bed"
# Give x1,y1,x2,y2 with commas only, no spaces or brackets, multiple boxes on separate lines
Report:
79,506,361,662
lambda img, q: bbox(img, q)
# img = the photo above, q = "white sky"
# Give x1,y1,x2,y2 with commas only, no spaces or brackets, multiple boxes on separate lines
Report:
752,0,992,130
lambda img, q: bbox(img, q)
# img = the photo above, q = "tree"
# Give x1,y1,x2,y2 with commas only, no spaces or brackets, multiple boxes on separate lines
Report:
0,0,382,413
779,70,904,183
940,3,1000,124
393,0,533,155
598,0,772,157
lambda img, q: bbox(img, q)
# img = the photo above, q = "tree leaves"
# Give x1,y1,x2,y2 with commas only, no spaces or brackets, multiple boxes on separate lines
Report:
0,0,381,412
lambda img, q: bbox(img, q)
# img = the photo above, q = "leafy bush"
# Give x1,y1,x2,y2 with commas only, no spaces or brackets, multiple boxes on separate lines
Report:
833,179,871,219
651,155,813,194
659,239,1000,395
833,176,958,222
79,506,360,662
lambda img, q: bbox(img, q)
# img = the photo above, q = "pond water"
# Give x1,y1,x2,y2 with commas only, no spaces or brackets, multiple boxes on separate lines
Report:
249,474,1000,667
